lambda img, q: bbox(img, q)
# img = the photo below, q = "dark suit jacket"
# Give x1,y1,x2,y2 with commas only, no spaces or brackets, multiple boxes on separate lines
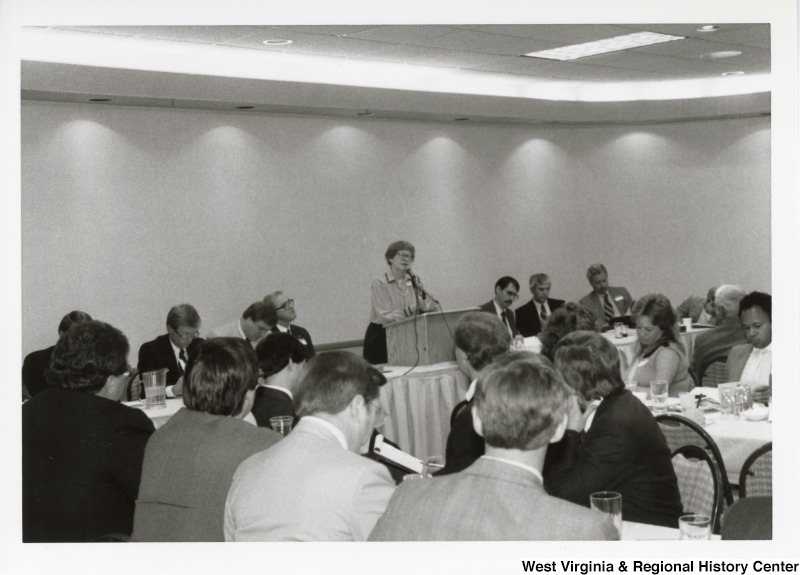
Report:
137,334,203,387
22,344,55,399
437,398,484,476
544,388,683,528
478,301,518,337
691,317,747,376
251,386,296,428
133,408,281,542
370,457,618,541
726,343,754,382
271,324,316,358
22,387,155,542
578,287,634,330
515,298,566,337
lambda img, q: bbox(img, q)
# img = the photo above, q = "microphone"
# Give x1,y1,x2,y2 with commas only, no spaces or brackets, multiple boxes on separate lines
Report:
408,269,438,304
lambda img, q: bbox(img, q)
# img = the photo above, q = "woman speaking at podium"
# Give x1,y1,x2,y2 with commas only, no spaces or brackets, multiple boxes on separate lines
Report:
363,240,438,364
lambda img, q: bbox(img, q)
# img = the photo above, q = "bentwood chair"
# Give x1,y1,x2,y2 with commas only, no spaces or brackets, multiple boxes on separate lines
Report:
738,442,772,498
699,349,731,387
125,369,142,402
671,444,723,532
655,414,734,508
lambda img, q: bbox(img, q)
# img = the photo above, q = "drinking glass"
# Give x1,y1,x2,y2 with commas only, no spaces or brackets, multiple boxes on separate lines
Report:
614,323,625,339
650,379,668,414
718,383,738,417
269,416,293,436
679,514,712,540
141,368,168,409
590,491,622,537
512,335,526,351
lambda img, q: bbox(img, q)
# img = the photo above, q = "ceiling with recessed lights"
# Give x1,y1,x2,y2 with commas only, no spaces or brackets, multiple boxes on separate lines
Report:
21,24,771,125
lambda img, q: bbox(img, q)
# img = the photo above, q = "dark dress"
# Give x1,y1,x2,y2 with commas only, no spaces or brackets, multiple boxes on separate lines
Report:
22,387,155,542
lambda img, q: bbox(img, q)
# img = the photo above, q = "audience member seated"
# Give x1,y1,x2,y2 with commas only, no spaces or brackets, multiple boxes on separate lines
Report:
137,303,203,398
133,338,281,542
436,312,510,476
251,332,307,428
478,276,521,338
536,302,597,361
22,310,92,400
207,301,277,349
625,294,694,397
515,273,565,337
578,264,634,331
690,285,748,378
224,351,395,541
545,331,683,528
263,290,316,357
23,321,155,542
727,291,772,403
677,286,718,326
369,352,618,541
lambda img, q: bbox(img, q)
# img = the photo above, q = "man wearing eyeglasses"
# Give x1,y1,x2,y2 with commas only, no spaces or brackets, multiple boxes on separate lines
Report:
138,304,204,398
263,291,316,358
478,276,521,338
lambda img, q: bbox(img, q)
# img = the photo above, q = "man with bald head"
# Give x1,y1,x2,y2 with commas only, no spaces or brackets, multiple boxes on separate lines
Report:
690,285,748,377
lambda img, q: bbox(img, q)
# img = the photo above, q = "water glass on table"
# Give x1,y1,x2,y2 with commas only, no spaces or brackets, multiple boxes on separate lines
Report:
649,379,668,414
141,368,168,409
269,416,293,436
512,335,526,351
590,491,622,537
679,514,712,540
718,383,738,417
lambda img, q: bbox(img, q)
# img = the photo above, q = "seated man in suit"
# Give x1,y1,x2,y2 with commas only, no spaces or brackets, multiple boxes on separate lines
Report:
369,351,618,541
207,301,277,349
23,321,155,542
578,264,633,331
251,332,307,428
478,276,520,338
515,273,565,337
727,291,771,402
133,338,281,542
224,351,395,541
263,290,316,357
437,312,511,476
137,304,203,398
22,310,92,400
677,286,718,326
691,284,748,378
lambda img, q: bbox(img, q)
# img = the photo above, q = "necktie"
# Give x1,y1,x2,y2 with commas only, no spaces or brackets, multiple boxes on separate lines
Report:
540,304,548,323
501,310,509,328
603,294,615,324
178,349,187,377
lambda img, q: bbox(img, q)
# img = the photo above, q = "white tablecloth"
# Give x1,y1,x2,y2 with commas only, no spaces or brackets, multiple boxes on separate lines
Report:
378,362,468,462
123,398,257,428
623,521,720,540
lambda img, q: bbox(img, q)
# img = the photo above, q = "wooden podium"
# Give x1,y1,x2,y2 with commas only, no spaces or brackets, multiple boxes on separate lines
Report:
386,307,479,366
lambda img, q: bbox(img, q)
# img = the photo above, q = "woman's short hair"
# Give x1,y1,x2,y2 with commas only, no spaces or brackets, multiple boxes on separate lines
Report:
47,320,129,393
166,304,201,331
739,291,771,321
474,351,570,450
554,331,624,402
538,302,597,361
631,293,683,356
183,338,259,417
57,310,93,335
255,332,308,379
295,351,380,417
454,312,511,372
384,240,415,265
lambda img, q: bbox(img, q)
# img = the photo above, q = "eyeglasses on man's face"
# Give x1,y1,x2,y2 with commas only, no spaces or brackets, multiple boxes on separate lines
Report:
173,327,200,339
396,251,414,261
275,298,295,311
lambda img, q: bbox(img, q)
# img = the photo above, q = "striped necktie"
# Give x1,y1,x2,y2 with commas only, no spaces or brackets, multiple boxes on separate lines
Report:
540,304,548,323
603,294,615,323
178,348,187,377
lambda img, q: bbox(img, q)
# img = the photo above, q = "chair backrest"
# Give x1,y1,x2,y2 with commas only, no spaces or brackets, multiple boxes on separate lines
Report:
721,496,772,540
655,414,734,506
687,366,700,389
699,347,732,387
125,369,142,402
671,444,722,532
739,442,772,498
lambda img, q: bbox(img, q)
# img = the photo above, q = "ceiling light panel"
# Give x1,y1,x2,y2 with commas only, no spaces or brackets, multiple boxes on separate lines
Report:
524,31,685,61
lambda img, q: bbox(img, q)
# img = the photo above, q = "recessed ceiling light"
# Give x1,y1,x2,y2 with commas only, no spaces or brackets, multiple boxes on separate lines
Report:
89,98,111,102
262,39,293,46
453,117,470,122
522,31,684,61
722,71,745,76
701,50,742,60
697,25,720,32
235,106,255,110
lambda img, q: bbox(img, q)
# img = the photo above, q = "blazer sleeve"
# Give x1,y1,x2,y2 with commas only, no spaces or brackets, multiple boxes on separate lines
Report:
544,421,635,506
348,463,396,541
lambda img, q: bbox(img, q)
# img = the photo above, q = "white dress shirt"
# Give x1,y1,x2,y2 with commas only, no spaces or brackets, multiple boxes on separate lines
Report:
740,343,772,387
